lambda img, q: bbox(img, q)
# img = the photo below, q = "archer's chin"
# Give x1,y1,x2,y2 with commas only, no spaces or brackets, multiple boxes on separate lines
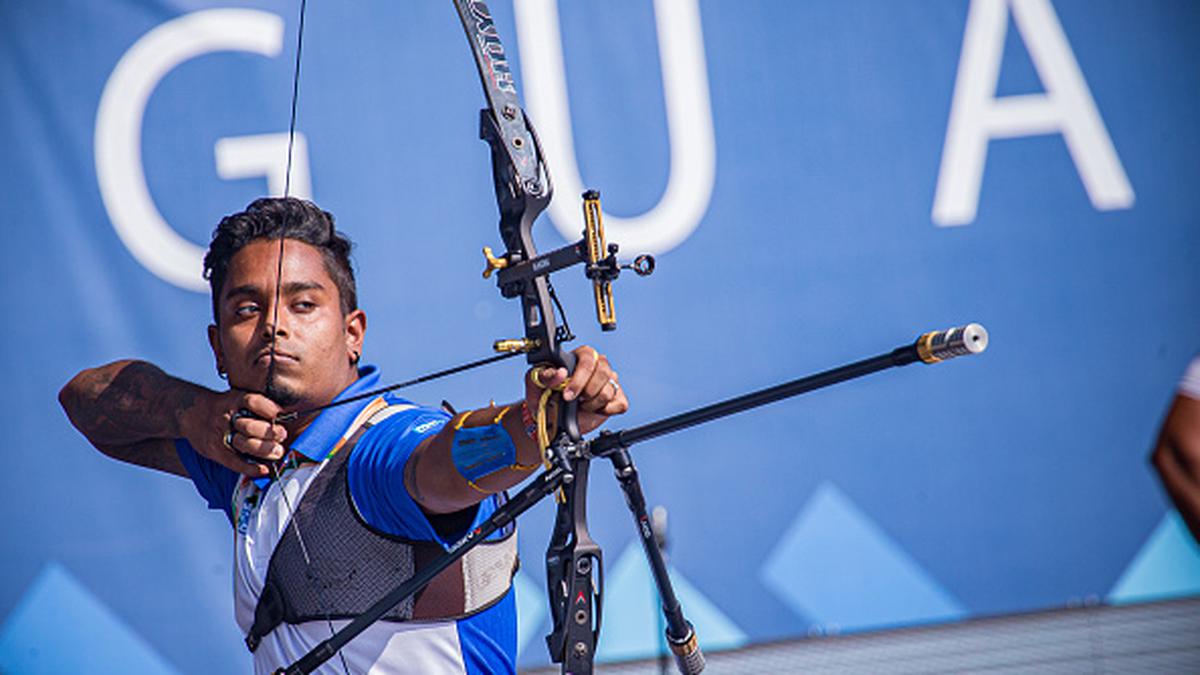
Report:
265,378,304,408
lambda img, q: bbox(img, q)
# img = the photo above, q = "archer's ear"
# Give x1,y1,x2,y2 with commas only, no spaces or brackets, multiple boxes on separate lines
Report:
207,324,225,376
345,309,366,364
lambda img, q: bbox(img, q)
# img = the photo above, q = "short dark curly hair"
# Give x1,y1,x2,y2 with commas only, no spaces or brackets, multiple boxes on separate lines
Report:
203,197,357,324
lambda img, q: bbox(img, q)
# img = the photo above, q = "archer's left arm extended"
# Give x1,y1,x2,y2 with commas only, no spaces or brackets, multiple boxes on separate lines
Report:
405,345,628,514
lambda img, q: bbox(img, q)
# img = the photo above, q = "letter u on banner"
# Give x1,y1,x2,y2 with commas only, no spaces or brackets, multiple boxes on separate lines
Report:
514,0,716,256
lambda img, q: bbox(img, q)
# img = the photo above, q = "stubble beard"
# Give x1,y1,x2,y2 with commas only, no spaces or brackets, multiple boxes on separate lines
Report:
264,376,302,408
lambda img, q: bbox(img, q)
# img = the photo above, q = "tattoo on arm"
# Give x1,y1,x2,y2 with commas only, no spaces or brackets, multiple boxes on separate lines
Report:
61,361,204,447
61,360,210,476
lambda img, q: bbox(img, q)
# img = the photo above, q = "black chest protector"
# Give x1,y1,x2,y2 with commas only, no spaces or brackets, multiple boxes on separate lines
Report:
245,407,519,652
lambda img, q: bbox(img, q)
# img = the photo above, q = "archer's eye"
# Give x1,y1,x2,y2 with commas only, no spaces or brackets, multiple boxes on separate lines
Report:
234,303,261,318
293,300,317,313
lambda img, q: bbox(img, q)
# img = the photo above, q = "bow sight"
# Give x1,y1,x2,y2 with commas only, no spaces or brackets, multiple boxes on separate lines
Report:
483,189,655,345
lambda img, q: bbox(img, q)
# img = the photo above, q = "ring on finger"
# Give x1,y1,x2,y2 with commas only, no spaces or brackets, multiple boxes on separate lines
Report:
606,378,621,399
223,430,236,450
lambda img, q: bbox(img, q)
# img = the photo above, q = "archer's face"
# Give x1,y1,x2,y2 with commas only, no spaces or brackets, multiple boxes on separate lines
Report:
208,238,365,412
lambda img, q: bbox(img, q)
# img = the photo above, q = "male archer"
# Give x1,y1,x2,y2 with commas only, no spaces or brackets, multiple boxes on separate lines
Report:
59,197,628,674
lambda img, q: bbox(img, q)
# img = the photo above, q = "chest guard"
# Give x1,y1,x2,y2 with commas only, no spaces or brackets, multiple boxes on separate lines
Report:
245,407,519,652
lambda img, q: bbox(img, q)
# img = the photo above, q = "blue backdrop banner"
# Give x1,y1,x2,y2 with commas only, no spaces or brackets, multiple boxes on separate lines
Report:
2,1,1198,672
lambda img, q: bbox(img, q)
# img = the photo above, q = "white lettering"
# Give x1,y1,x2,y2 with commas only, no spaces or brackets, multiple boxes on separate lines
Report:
414,419,445,434
932,0,1134,226
95,9,296,291
514,0,716,255
215,133,311,201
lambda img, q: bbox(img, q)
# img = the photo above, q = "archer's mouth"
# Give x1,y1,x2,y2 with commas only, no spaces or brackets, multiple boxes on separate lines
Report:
256,350,299,367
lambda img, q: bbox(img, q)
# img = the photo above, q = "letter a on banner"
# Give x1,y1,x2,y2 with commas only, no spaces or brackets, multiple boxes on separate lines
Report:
932,0,1134,227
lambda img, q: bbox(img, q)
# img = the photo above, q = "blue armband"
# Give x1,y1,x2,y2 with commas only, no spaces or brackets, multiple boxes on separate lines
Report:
452,422,517,482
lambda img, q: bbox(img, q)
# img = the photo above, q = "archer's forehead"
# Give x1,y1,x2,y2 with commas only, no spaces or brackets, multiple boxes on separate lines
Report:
222,238,333,297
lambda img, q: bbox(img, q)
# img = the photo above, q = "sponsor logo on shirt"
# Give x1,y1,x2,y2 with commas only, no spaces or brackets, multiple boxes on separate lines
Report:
236,489,259,535
414,417,447,435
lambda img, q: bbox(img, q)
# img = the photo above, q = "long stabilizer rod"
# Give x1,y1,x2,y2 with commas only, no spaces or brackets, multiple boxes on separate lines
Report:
590,324,988,457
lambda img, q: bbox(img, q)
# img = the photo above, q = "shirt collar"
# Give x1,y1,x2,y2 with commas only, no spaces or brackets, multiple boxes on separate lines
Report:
251,365,384,489
290,364,384,463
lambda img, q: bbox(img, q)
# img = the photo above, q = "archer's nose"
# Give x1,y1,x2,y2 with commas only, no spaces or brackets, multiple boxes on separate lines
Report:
259,316,289,342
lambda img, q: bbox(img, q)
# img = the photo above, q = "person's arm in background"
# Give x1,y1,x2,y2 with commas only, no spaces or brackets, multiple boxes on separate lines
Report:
1151,356,1200,542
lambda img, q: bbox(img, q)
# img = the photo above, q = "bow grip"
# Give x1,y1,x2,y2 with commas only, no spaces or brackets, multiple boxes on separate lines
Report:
552,346,581,443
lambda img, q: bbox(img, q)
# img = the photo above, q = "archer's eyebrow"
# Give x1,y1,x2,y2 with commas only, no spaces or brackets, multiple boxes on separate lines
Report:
224,284,263,302
224,280,328,302
279,280,327,295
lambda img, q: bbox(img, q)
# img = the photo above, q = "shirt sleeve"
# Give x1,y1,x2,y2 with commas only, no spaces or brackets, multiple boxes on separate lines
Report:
174,438,240,522
347,406,454,543
1180,355,1200,400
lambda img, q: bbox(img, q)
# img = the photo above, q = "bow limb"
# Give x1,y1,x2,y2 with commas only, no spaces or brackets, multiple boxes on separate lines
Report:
454,0,577,435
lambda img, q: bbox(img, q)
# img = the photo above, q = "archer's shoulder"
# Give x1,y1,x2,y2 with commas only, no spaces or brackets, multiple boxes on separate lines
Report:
361,396,450,443
349,399,448,474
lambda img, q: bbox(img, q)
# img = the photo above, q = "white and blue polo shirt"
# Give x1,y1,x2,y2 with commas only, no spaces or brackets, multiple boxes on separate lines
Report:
175,366,517,675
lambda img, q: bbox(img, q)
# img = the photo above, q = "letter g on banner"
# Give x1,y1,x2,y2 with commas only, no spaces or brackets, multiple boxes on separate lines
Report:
95,9,309,292
515,0,716,256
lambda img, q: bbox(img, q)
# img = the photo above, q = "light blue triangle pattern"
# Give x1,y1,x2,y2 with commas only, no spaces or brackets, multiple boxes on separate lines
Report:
0,562,180,675
596,542,747,663
761,481,965,633
1109,509,1200,604
514,570,549,657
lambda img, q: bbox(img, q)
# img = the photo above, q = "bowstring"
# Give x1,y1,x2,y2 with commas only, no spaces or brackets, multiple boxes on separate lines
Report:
277,350,523,423
265,0,307,397
270,2,352,673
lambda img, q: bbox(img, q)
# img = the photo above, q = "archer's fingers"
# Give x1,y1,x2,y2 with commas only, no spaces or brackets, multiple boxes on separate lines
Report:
239,392,283,422
528,365,568,392
232,414,287,444
579,357,616,402
230,428,286,461
605,386,629,415
228,417,286,458
563,346,603,402
211,433,270,478
580,377,628,415
575,388,629,434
